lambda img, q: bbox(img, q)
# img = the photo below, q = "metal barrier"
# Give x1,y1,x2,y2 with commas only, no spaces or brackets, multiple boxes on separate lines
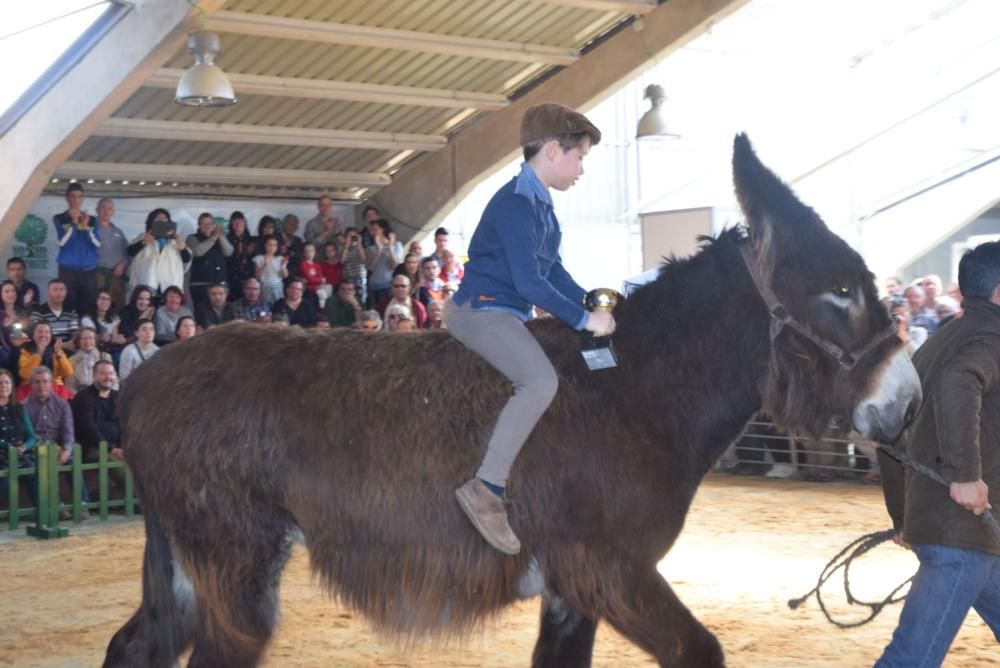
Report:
719,420,881,480
0,441,136,539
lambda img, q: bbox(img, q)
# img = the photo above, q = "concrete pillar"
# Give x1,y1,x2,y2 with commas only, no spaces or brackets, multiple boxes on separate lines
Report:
372,0,749,241
0,0,226,245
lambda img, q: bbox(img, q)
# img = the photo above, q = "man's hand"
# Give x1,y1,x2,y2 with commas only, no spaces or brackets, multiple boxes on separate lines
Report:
113,261,126,277
585,310,616,337
59,449,72,465
950,479,991,516
22,288,33,306
214,225,224,239
891,532,912,550
110,448,124,461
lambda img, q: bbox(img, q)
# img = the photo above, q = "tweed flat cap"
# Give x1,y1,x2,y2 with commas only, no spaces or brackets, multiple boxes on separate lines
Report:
520,103,601,146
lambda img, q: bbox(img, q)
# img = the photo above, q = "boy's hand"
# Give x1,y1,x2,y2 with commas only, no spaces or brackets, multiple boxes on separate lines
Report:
585,311,615,337
950,480,990,515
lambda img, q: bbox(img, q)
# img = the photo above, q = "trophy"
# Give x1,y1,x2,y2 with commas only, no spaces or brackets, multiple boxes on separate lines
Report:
580,288,622,371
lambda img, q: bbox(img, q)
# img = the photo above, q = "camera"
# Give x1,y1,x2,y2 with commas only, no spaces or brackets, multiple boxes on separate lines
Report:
151,219,177,240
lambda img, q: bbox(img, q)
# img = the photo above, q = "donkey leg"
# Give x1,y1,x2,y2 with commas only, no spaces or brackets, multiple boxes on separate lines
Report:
103,510,196,668
531,594,599,668
602,568,724,668
185,515,296,668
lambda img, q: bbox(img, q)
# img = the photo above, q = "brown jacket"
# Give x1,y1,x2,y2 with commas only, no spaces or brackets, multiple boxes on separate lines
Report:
880,297,1000,556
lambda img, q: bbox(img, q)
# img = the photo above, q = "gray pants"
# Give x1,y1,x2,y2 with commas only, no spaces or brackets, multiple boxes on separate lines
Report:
446,301,558,488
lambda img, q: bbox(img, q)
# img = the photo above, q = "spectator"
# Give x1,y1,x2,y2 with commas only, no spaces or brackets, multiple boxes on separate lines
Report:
232,278,271,323
365,219,403,310
253,217,283,257
340,227,367,305
430,227,450,266
52,183,100,313
31,279,79,350
884,276,904,297
187,212,233,309
359,204,381,248
920,274,943,311
6,257,39,311
438,248,464,286
281,214,305,276
153,286,193,346
22,365,84,518
385,304,416,332
425,299,446,330
324,282,362,328
67,327,114,393
127,208,191,297
119,319,158,381
304,195,342,248
93,198,129,306
70,359,123,494
174,315,198,343
297,242,324,305
0,280,30,348
947,281,963,305
194,283,236,330
318,241,344,304
394,252,421,297
82,289,125,355
119,285,156,341
406,240,423,258
359,309,382,331
18,322,73,401
904,284,938,335
890,300,927,354
936,296,962,327
254,236,289,305
272,278,318,328
384,275,426,327
0,367,36,506
417,256,445,308
314,314,331,330
225,211,255,302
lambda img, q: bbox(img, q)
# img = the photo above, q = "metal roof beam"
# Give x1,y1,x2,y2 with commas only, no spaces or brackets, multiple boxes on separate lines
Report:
95,118,448,152
533,0,658,13
145,69,509,110
45,183,360,201
56,162,391,189
207,10,579,65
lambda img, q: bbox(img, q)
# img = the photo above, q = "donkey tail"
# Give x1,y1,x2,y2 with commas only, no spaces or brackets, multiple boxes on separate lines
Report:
103,507,195,668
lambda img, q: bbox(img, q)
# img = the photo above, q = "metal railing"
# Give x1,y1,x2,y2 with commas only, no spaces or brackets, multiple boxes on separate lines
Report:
1,441,136,539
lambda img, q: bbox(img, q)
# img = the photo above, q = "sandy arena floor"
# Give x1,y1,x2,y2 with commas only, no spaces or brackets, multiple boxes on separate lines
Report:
0,474,996,667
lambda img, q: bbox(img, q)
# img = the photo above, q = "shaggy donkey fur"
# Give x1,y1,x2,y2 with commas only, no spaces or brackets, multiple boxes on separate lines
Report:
104,135,909,668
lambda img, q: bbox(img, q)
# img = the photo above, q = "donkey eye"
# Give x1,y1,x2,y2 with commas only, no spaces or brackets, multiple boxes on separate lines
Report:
833,286,851,297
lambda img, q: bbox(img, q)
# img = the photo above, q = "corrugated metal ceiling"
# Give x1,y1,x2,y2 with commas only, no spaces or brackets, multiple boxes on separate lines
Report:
56,0,639,199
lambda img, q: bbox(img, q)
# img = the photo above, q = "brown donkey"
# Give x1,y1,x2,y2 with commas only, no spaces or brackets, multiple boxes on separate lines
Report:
103,136,921,667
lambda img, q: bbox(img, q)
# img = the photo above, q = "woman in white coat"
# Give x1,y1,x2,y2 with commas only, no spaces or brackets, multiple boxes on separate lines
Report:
127,208,191,298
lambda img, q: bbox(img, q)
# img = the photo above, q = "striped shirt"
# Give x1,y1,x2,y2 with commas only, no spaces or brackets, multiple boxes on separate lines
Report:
31,304,80,342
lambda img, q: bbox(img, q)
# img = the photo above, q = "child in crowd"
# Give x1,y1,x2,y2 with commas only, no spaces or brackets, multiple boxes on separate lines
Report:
340,227,368,307
118,318,158,381
254,236,288,305
298,242,323,306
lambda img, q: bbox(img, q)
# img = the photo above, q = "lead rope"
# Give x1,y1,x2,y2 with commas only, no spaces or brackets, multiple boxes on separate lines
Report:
789,442,1000,627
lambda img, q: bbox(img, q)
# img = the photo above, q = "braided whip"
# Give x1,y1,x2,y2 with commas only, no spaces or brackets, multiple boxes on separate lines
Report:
788,442,1000,627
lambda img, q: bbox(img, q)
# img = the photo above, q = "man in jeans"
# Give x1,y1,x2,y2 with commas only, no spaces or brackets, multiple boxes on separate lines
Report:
52,183,100,313
876,241,1000,666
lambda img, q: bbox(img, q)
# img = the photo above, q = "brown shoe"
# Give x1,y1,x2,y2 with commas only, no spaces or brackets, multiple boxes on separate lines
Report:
455,478,521,555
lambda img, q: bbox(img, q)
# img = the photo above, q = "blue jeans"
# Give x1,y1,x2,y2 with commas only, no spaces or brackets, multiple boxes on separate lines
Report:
875,543,1000,667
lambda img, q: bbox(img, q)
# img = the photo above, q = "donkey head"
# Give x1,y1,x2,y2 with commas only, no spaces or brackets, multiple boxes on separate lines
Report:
732,134,921,441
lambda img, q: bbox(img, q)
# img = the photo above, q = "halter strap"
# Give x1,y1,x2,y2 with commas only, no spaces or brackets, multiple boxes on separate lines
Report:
739,244,896,372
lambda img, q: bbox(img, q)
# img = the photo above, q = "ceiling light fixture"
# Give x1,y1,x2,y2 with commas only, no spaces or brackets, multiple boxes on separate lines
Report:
175,31,237,107
636,84,680,141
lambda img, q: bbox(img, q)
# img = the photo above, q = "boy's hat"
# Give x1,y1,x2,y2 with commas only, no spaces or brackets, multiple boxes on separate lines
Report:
520,103,601,146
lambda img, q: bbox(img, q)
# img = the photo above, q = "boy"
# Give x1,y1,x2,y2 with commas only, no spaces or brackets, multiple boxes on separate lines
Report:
448,103,615,555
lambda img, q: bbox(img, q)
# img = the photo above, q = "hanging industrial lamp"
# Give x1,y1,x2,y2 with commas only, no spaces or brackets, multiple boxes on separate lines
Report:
636,84,679,140
175,31,237,107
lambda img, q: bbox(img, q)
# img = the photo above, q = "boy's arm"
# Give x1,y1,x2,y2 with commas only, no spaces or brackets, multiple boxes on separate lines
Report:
547,258,586,307
497,198,587,329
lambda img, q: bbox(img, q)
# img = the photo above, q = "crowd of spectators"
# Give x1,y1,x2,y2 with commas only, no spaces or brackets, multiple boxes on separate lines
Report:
0,186,465,518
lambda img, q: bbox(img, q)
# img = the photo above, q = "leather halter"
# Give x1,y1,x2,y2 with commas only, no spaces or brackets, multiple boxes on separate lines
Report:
739,244,897,372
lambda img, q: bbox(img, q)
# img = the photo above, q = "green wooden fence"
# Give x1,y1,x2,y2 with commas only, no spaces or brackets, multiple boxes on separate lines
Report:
0,441,136,539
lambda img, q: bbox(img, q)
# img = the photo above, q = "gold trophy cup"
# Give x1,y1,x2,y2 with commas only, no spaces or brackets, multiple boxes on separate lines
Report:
580,288,622,370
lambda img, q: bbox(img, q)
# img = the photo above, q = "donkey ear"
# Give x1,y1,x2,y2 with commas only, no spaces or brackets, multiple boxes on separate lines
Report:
732,133,823,264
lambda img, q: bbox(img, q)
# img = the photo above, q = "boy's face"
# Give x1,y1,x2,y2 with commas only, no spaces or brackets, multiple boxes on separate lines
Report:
546,137,591,191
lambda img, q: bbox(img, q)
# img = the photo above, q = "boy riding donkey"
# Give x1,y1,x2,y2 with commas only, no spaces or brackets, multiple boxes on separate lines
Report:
447,104,616,555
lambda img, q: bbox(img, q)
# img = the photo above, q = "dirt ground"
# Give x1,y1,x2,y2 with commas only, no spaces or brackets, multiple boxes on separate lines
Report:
0,474,996,667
